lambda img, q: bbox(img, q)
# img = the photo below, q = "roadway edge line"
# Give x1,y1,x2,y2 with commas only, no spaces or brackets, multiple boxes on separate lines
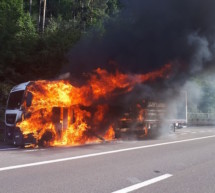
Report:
0,135,215,172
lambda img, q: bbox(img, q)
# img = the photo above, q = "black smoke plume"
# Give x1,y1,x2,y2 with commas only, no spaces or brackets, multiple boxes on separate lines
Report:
64,0,215,79
62,0,215,137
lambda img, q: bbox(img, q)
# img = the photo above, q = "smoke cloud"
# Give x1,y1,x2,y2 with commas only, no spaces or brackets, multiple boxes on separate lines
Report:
62,0,215,136
188,33,213,73
64,0,215,79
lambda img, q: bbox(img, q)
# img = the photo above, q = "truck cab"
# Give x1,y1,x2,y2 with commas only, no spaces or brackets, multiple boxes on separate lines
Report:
4,82,35,146
4,81,75,147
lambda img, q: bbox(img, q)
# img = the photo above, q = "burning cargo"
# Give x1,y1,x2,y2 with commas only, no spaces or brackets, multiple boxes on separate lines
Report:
4,65,176,147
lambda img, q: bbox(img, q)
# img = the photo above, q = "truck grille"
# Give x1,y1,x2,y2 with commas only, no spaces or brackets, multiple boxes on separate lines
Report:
6,114,16,124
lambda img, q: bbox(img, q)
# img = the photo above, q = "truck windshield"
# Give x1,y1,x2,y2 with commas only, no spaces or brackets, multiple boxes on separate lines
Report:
7,90,24,109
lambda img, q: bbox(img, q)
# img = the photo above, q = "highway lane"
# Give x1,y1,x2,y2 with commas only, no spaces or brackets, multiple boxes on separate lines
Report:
0,126,215,193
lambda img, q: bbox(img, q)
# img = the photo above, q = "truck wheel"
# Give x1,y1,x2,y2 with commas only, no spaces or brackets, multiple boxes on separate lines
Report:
38,131,54,147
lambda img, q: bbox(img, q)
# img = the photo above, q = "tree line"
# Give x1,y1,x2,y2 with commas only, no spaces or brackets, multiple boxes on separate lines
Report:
0,0,121,107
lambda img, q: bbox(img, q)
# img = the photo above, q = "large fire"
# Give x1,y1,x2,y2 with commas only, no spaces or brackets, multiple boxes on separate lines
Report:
17,64,171,146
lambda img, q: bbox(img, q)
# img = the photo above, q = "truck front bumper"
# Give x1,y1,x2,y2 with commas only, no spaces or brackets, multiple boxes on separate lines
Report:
5,126,36,146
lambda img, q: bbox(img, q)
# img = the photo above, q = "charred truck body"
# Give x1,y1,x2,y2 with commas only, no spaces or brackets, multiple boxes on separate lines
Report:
116,101,166,138
116,99,187,138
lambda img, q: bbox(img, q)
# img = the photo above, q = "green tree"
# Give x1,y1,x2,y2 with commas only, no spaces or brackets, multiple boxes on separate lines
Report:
0,0,37,82
0,0,121,109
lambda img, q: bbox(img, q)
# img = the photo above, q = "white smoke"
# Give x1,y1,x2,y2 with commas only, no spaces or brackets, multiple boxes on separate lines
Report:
188,33,213,73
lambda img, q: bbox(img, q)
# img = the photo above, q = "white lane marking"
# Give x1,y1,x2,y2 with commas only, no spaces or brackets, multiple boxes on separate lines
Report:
112,174,172,193
23,150,38,152
0,135,215,172
22,149,45,152
0,148,19,151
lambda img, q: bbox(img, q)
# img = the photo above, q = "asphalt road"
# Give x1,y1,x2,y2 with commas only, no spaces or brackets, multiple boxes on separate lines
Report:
0,126,215,193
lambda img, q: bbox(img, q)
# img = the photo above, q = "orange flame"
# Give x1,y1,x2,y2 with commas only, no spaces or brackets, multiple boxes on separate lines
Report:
104,126,115,140
137,103,145,122
17,64,171,146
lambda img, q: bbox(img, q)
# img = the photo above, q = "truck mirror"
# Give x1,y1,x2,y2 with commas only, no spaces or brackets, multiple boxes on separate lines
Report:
26,92,33,107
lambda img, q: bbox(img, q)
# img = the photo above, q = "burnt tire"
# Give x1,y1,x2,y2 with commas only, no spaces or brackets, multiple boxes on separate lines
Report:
38,131,54,147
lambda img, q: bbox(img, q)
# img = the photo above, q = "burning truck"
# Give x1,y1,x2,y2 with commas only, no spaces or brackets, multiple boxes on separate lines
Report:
4,64,185,147
4,80,116,146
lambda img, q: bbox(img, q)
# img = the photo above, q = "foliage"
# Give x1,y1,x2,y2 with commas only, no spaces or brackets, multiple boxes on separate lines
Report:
0,0,121,108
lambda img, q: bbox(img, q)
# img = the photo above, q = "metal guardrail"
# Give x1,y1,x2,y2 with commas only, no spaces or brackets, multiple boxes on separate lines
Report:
188,113,215,120
188,113,215,125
